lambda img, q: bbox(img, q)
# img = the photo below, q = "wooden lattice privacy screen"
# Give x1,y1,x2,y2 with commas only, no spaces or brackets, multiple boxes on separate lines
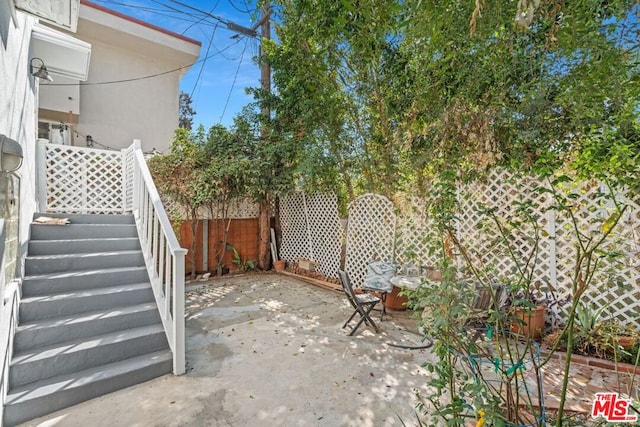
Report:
279,171,639,327
456,170,556,293
161,197,266,222
279,192,343,279
344,194,397,290
40,143,128,213
457,170,640,326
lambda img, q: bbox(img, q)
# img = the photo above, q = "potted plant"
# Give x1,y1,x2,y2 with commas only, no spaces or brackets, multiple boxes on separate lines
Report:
507,282,567,340
273,259,286,272
510,302,546,340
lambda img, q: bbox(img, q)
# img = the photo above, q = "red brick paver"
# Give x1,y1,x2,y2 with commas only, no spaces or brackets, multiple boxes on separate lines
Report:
528,352,639,414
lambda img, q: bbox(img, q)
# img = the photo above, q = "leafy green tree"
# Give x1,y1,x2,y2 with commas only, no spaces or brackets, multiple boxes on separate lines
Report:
148,126,209,279
261,0,409,198
202,124,252,274
262,0,638,196
400,0,639,188
230,105,299,268
178,91,196,131
256,2,638,424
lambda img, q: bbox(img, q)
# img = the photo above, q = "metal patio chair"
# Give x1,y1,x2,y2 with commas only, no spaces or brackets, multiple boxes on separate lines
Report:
338,270,381,336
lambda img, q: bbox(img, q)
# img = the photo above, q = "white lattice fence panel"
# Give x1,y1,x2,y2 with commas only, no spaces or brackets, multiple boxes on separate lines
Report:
197,198,260,220
280,192,312,263
554,181,640,327
230,198,261,218
306,193,343,279
345,194,396,288
394,194,440,268
161,197,185,223
456,170,554,290
624,196,640,323
45,144,124,213
201,198,260,219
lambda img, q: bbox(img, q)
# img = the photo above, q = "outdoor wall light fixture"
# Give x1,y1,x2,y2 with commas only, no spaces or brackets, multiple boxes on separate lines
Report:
0,135,24,173
30,57,53,82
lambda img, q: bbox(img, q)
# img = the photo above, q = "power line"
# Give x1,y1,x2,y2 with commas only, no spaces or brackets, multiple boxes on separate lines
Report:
206,26,246,61
181,0,221,34
219,38,249,123
227,0,251,14
190,24,218,98
147,0,217,24
71,126,121,151
46,38,243,87
168,0,257,37
93,0,214,26
94,0,256,34
55,0,264,127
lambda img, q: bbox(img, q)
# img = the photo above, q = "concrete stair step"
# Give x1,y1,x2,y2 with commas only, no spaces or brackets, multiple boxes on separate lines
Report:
33,213,136,224
4,350,172,426
20,283,154,322
10,324,168,388
14,302,161,352
30,224,138,240
25,250,145,275
22,266,149,296
28,237,141,255
6,213,174,426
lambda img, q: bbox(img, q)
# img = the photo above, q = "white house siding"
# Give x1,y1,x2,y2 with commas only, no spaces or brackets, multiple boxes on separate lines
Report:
39,74,80,116
74,35,181,153
0,8,38,288
38,1,201,153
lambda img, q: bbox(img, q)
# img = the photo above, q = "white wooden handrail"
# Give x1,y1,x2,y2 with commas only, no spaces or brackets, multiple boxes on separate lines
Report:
128,140,187,375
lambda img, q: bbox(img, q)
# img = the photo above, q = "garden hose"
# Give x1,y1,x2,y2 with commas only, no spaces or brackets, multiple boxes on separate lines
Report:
385,329,434,350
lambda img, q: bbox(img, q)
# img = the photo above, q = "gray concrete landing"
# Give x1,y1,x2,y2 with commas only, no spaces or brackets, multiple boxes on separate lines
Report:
22,273,436,427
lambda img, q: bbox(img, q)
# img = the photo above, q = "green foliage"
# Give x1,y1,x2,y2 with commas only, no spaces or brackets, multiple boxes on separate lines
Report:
225,243,256,272
147,126,217,224
263,0,639,201
550,302,640,364
230,105,298,199
245,2,640,424
260,0,410,198
403,1,639,182
178,91,195,131
148,123,258,276
578,319,638,363
407,264,544,426
575,302,609,333
407,166,632,425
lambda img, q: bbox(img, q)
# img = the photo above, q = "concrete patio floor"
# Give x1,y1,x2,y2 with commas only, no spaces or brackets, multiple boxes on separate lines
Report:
23,273,436,427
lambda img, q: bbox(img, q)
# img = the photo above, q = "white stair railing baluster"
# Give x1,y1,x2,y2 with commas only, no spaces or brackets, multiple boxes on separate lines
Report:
172,253,186,375
128,142,187,375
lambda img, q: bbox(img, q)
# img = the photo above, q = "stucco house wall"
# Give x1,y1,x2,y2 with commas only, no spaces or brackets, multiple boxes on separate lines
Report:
38,0,201,153
1,0,199,291
0,6,39,290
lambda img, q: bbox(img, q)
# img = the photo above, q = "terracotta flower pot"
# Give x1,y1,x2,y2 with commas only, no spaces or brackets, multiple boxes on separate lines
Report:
385,286,409,311
617,335,638,351
273,259,286,272
510,305,546,340
612,335,637,351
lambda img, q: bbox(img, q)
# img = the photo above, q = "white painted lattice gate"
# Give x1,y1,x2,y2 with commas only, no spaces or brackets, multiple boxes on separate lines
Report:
37,141,132,213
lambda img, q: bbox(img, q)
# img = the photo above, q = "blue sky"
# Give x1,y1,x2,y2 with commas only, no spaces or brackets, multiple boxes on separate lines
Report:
92,0,263,129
